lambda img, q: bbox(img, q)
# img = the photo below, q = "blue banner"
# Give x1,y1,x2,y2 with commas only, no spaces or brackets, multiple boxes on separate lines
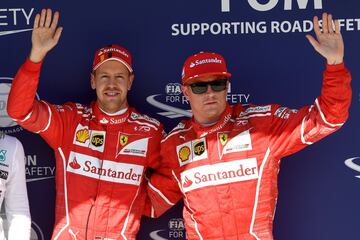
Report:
0,1,359,239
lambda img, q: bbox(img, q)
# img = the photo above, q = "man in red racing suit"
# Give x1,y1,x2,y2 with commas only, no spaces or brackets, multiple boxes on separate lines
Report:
7,9,163,240
146,13,352,239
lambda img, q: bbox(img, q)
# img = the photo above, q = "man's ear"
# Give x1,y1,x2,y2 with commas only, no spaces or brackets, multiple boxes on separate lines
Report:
90,72,96,90
182,85,189,99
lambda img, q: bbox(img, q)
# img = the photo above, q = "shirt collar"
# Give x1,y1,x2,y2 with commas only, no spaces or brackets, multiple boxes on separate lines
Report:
191,104,233,138
92,101,130,125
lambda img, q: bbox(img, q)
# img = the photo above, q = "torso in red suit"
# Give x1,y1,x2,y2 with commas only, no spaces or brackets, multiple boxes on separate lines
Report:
7,60,163,240
148,63,351,240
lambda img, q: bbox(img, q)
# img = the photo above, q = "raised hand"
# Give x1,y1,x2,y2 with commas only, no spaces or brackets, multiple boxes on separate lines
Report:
29,9,63,63
306,13,344,65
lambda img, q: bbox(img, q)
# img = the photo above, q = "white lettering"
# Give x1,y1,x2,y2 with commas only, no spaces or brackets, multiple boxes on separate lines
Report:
222,0,322,12
8,9,21,25
0,8,34,26
284,0,322,10
221,0,230,12
25,155,37,166
201,23,210,34
26,166,55,176
171,21,267,36
0,9,8,26
248,0,279,11
22,8,34,25
171,24,180,36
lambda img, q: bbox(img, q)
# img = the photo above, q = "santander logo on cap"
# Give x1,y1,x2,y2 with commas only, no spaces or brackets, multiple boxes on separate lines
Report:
92,44,133,73
189,58,222,68
98,47,129,58
181,51,231,84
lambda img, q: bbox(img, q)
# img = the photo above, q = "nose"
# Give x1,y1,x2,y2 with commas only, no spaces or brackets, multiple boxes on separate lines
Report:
107,76,117,87
205,84,215,94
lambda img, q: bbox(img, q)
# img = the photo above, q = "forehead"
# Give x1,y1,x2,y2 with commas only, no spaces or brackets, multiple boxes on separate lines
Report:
95,60,130,75
185,75,225,85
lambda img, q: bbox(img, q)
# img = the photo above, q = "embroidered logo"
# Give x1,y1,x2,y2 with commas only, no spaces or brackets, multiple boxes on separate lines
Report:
0,150,7,162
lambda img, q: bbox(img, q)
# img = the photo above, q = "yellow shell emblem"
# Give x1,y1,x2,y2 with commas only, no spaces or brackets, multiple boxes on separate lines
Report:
76,129,90,143
179,146,191,162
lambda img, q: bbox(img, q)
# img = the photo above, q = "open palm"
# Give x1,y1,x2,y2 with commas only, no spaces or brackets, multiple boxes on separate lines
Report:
30,9,62,62
306,13,344,65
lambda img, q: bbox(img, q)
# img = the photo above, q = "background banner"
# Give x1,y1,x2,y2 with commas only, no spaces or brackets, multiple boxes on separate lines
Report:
0,1,359,239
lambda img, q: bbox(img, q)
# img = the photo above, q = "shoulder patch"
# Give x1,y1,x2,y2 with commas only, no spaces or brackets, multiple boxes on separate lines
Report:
162,121,191,143
130,112,160,126
240,105,272,117
171,122,186,132
72,103,92,116
274,107,298,119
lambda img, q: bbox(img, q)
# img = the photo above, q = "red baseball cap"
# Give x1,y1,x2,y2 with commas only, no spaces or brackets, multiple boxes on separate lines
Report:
181,52,231,85
92,44,133,73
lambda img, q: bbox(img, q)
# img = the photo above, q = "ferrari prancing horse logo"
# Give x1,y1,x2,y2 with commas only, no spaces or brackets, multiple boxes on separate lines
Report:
120,134,128,146
219,133,228,145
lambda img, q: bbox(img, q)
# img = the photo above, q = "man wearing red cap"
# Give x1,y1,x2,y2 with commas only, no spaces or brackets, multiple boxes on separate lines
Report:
7,9,163,239
147,13,352,239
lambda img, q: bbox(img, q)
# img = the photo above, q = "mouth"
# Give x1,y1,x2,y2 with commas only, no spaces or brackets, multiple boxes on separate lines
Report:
104,91,120,97
203,100,217,105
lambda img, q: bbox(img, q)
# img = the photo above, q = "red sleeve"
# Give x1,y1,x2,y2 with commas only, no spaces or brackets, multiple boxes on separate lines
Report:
146,123,165,170
7,59,75,149
269,63,352,158
145,137,183,218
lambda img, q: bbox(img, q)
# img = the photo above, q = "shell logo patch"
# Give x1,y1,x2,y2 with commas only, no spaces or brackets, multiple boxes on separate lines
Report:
176,137,208,167
76,129,90,143
179,146,191,162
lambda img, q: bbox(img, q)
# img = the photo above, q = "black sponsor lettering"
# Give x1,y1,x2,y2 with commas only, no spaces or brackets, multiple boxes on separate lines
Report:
194,141,205,156
0,169,8,180
91,134,104,147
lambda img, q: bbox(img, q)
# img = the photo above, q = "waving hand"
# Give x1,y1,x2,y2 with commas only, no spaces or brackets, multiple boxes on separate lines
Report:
30,9,63,63
306,13,344,65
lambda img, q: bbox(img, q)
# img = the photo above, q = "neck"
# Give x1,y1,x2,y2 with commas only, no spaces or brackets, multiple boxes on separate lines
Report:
195,116,220,126
99,107,128,116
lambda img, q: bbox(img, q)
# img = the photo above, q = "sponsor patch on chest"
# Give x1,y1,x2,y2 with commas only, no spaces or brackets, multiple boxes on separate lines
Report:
218,129,253,158
116,132,149,158
176,137,208,167
73,124,106,152
67,151,144,185
180,158,259,193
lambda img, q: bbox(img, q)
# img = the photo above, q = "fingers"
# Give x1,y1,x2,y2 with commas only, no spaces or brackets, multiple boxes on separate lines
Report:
33,14,40,29
53,27,63,44
328,13,334,33
39,9,46,27
37,9,59,29
45,9,52,28
306,34,320,51
315,12,339,35
322,12,328,34
313,16,321,38
51,11,60,30
334,19,341,34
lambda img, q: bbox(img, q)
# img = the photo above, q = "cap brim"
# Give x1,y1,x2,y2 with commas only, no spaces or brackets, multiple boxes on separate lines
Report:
93,58,133,73
183,72,231,84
